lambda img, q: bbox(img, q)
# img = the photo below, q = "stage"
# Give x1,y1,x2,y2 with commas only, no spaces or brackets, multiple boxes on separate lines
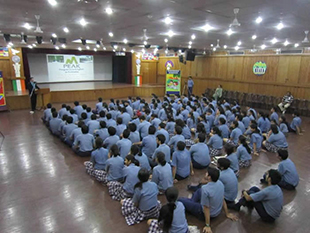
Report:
5,82,165,110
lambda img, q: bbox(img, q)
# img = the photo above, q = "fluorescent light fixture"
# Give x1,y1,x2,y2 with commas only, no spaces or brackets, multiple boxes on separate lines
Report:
189,41,192,45
168,30,174,37
255,16,262,24
235,46,239,50
78,47,82,51
261,44,266,49
63,27,69,33
271,37,278,44
277,22,284,30
55,46,59,50
24,23,32,30
203,24,213,32
52,33,57,38
164,38,168,43
226,29,233,36
61,44,66,48
283,40,289,46
109,32,113,37
252,34,257,40
86,46,90,49
143,41,147,45
79,18,87,26
105,7,113,15
48,0,57,6
294,43,299,47
191,34,196,40
237,41,242,46
223,45,227,49
123,38,128,44
28,45,33,49
94,48,97,52
164,17,172,25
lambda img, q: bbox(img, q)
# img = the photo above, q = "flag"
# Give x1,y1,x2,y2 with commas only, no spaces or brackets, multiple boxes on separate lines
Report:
135,76,142,86
12,79,26,92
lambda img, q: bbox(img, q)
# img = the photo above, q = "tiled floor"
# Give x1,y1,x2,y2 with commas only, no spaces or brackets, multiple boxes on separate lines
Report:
0,102,309,233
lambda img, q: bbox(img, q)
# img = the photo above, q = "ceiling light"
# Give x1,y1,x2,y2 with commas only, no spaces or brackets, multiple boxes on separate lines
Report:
86,46,90,49
276,22,284,30
165,49,168,54
78,47,82,51
178,49,182,53
123,38,128,44
164,16,172,25
210,44,214,47
109,32,113,37
302,30,309,43
252,34,257,40
28,45,33,49
237,41,242,46
79,18,87,26
255,16,263,24
114,45,118,49
271,37,278,44
164,38,168,43
23,23,32,30
191,34,196,40
55,46,59,50
223,45,227,49
63,27,69,33
188,45,191,49
52,33,57,38
213,48,216,51
131,50,134,53
230,8,241,27
283,39,289,46
203,24,213,32
142,49,145,53
189,41,192,45
215,39,221,48
48,0,57,6
103,47,107,50
235,46,239,50
294,43,299,47
143,41,147,45
226,29,233,36
61,44,66,48
168,30,174,37
96,44,100,48
123,48,126,51
261,44,266,49
94,48,97,52
32,43,37,47
113,49,116,52
105,7,113,15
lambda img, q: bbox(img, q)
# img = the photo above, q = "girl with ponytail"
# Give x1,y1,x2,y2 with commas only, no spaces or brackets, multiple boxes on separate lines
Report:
121,168,160,226
108,154,140,201
236,135,252,168
249,124,263,156
152,152,173,192
147,187,189,233
207,126,223,157
131,145,151,171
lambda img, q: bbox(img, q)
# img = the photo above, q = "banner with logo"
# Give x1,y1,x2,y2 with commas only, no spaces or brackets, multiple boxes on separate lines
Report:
46,54,94,82
0,71,8,111
166,70,181,95
253,61,267,76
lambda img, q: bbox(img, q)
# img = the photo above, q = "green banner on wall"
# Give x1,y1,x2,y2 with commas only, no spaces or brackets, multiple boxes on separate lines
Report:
166,70,181,95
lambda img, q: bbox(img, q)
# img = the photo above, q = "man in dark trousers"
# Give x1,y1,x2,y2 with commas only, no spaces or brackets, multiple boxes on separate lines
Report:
27,77,40,114
187,76,194,97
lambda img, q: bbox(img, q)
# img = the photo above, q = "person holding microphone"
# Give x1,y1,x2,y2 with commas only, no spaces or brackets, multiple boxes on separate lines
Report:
27,77,40,114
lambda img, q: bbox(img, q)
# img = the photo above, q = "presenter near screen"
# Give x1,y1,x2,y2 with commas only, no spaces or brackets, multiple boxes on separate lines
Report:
187,76,194,97
27,77,40,114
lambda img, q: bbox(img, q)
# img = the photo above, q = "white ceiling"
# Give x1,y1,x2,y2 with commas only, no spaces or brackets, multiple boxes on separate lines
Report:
0,0,310,52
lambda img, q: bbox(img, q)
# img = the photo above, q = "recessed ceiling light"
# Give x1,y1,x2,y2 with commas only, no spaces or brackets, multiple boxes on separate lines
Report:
61,44,66,48
143,41,147,45
189,41,192,45
283,39,289,46
63,27,69,33
55,46,59,50
223,45,227,49
105,7,113,15
32,44,37,47
48,0,57,6
255,16,263,24
94,48,97,52
210,44,213,47
294,43,299,47
271,37,278,44
28,45,33,49
164,38,168,43
79,18,87,26
191,34,196,40
114,45,118,49
131,50,134,53
178,49,182,53
52,33,57,38
164,16,172,25
237,41,242,46
123,48,126,51
261,44,266,49
23,23,32,30
276,22,284,30
78,47,82,51
235,46,239,50
123,38,128,44
86,46,90,49
203,24,213,32
188,45,191,49
213,48,216,51
252,34,257,40
165,49,168,54
168,30,174,37
109,32,113,37
113,49,116,52
96,44,100,48
226,29,233,36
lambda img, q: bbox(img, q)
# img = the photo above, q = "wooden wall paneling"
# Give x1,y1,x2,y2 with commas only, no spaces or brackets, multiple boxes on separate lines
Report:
217,57,228,79
6,96,30,110
195,57,204,77
287,56,301,84
299,56,310,84
227,56,244,81
277,56,290,83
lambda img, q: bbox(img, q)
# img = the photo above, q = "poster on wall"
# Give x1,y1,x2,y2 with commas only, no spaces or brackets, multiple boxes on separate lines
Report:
253,61,267,76
166,70,181,95
0,47,9,57
142,53,158,60
46,54,94,82
0,71,8,111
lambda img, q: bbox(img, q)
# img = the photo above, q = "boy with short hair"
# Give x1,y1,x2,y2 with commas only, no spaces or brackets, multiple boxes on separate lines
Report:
290,111,302,135
116,117,127,137
128,123,140,143
106,113,117,128
152,134,171,164
49,111,62,136
155,122,170,144
42,103,52,123
74,101,84,119
116,129,132,159
73,125,95,157
103,126,120,150
87,114,100,135
95,121,109,141
168,126,185,152
62,116,78,145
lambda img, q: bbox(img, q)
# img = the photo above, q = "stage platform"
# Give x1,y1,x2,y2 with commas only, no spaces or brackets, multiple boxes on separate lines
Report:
5,82,165,111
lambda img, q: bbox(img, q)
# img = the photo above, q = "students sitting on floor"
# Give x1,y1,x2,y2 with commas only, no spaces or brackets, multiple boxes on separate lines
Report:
233,169,283,223
72,125,95,157
217,158,238,209
120,107,131,126
116,129,132,159
189,133,210,169
62,116,78,145
178,167,237,233
131,145,151,171
263,124,288,153
151,152,173,193
152,134,171,164
218,118,230,139
86,107,92,119
207,127,223,157
236,135,252,167
87,114,100,135
96,97,104,114
42,103,52,124
168,126,185,152
261,149,299,190
103,127,120,150
116,117,127,137
74,101,84,119
128,123,140,143
95,121,109,140
97,110,107,122
106,113,117,128
81,112,89,125
147,187,188,233
120,168,160,226
107,154,140,201
249,124,263,156
139,125,157,161
49,111,62,136
84,137,109,179
69,120,84,145
155,122,170,144
290,111,302,135
58,104,67,119
225,120,243,147
257,111,269,133
279,116,289,136
171,141,194,182
225,144,239,177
